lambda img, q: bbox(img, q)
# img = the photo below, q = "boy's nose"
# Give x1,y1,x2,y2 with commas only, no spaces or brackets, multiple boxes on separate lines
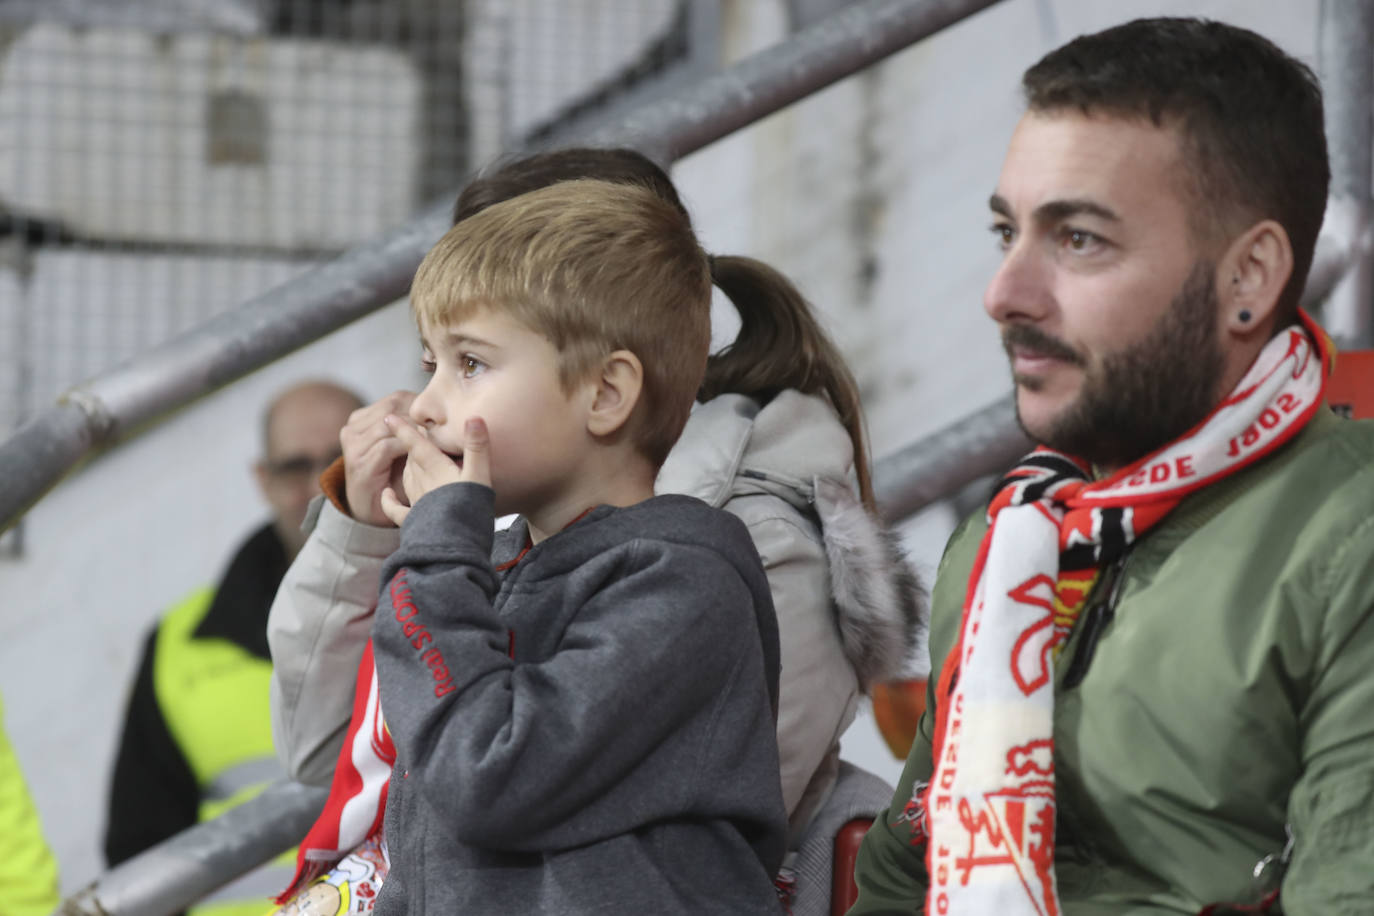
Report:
408,384,442,428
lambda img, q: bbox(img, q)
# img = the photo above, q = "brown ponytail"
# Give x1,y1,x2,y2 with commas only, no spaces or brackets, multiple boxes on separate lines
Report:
702,255,875,512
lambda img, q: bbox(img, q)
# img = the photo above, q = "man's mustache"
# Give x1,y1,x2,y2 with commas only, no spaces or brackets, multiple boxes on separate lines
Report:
1001,324,1086,367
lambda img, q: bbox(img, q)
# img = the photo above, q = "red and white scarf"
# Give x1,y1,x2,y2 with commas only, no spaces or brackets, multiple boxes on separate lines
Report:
921,314,1331,915
278,641,393,903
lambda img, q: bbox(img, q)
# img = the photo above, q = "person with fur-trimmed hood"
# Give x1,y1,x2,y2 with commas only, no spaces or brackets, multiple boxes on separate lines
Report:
658,384,923,839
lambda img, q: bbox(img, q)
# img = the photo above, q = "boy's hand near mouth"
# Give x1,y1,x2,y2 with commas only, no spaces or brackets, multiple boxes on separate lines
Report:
340,389,416,527
380,415,490,526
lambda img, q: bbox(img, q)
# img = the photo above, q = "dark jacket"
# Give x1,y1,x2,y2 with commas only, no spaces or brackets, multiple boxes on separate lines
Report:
371,483,788,915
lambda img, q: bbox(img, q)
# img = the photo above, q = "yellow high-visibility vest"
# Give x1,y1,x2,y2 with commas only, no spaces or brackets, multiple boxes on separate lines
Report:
153,587,297,916
0,694,61,916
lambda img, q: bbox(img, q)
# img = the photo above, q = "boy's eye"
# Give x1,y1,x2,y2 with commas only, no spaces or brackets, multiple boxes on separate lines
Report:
420,356,436,374
461,356,486,378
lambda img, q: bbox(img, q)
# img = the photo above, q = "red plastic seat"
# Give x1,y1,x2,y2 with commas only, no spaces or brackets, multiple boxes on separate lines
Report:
830,817,873,915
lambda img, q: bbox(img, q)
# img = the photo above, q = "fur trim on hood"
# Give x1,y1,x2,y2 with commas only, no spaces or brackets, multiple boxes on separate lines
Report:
658,391,926,687
813,476,926,686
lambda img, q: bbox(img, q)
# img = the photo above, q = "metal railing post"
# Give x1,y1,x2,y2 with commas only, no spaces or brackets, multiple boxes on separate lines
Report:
1318,0,1374,348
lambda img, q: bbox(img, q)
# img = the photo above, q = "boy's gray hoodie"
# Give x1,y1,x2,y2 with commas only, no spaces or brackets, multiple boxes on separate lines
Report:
371,482,788,915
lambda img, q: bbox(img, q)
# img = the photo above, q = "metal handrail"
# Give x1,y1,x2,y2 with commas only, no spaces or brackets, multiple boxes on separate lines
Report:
1318,0,1374,348
0,0,1004,536
57,781,326,916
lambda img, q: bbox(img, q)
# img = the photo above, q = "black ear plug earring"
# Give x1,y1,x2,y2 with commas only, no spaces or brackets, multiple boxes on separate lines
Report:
1238,309,1252,323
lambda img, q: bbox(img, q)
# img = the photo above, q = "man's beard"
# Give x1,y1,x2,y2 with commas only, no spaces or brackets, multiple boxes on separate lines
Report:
1005,260,1225,470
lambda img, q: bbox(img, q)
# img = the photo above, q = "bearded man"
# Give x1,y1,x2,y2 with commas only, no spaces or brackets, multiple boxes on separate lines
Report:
849,17,1374,916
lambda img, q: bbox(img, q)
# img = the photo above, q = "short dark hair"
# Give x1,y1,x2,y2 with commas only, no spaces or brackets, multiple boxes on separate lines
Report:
1022,17,1329,325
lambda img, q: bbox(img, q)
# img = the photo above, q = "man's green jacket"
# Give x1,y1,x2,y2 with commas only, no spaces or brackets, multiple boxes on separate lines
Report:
849,408,1374,915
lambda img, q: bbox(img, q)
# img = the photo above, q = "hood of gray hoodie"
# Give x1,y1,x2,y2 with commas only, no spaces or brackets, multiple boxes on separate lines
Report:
657,391,925,686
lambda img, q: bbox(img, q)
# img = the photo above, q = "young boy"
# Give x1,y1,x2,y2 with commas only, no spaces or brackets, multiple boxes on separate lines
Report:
365,179,787,914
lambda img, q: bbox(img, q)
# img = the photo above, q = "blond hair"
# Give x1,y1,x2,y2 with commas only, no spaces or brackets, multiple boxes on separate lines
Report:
410,178,712,466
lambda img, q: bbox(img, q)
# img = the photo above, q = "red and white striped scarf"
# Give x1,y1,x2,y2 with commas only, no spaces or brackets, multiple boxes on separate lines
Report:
920,314,1331,915
278,641,393,903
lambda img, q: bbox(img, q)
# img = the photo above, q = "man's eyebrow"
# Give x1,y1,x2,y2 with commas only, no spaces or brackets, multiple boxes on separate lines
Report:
1034,198,1120,224
987,194,1120,225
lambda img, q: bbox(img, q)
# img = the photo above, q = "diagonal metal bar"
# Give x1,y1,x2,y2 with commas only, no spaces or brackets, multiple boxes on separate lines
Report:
543,0,1005,161
56,780,326,916
1317,0,1374,348
872,395,1029,524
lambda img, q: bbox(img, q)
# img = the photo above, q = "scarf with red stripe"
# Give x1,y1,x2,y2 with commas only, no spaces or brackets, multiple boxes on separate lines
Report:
276,641,393,903
918,314,1331,915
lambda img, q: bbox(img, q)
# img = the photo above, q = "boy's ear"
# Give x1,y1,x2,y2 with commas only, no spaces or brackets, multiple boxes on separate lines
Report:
586,349,644,438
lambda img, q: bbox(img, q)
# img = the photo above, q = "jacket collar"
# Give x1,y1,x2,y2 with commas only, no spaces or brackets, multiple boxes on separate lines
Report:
191,522,288,659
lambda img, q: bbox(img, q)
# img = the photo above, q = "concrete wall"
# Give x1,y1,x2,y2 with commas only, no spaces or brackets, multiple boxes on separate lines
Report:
0,0,1325,895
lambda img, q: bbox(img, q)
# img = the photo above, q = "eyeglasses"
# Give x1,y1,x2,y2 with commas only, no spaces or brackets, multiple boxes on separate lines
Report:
262,452,341,484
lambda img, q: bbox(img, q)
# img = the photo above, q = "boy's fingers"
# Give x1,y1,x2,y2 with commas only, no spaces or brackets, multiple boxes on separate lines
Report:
385,414,459,483
384,413,421,442
343,391,416,447
379,487,409,526
461,418,491,487
356,434,408,472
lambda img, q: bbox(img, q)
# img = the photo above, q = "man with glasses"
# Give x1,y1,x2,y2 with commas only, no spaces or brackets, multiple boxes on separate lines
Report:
104,380,362,916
